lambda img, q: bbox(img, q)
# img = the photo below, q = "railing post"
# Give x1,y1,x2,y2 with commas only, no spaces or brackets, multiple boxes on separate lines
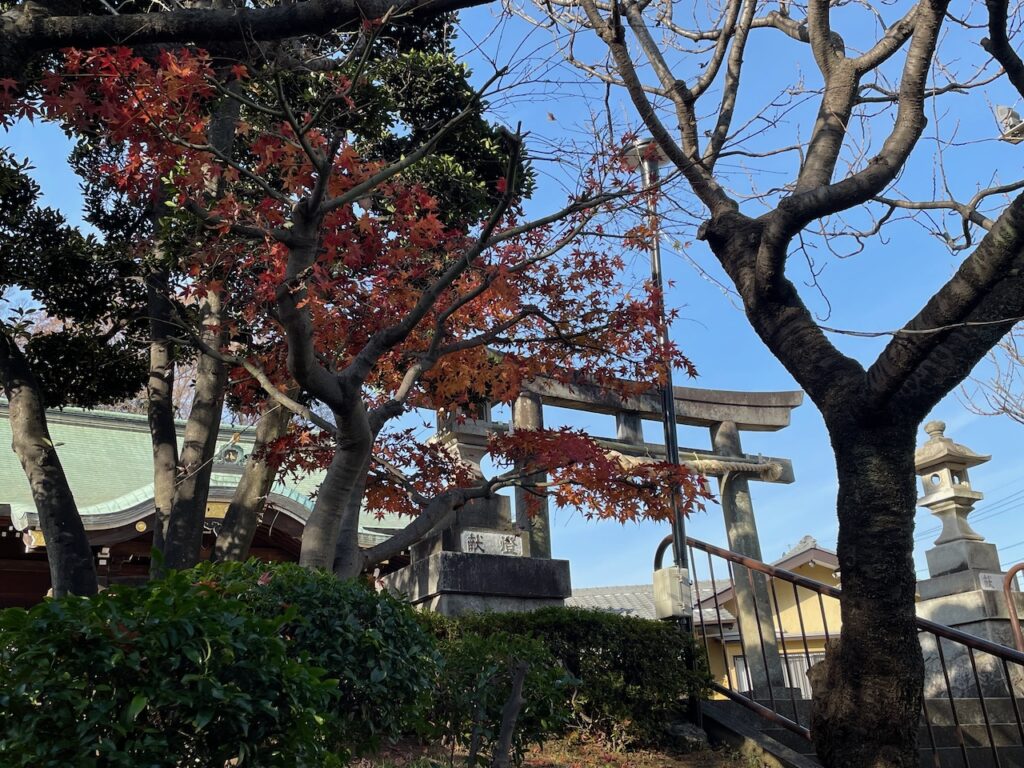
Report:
710,420,788,698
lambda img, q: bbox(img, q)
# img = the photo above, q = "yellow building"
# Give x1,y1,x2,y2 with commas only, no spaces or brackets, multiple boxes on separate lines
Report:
568,535,842,700
694,536,841,699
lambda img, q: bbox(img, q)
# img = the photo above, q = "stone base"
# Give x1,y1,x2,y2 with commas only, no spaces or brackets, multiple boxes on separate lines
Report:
925,540,1000,578
917,588,1024,626
381,551,571,617
919,568,1017,600
918,588,1024,699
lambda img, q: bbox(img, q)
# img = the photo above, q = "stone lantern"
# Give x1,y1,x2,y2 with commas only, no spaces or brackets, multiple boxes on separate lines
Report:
381,402,572,615
914,420,1024,697
916,420,991,557
434,402,502,479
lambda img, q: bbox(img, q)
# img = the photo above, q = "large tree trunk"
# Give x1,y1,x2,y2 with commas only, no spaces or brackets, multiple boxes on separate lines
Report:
212,397,293,562
0,332,98,596
332,452,370,578
299,401,372,571
145,264,178,573
162,290,228,570
811,420,923,768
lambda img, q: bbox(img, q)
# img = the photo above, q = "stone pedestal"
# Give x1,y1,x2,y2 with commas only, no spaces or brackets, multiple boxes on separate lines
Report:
383,550,571,616
919,589,1024,698
914,420,1024,698
384,492,571,615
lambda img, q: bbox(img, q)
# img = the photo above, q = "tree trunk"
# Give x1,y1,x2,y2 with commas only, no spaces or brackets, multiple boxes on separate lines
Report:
0,332,98,596
332,452,370,578
212,397,292,562
162,290,228,571
810,420,923,768
299,401,372,571
145,264,178,574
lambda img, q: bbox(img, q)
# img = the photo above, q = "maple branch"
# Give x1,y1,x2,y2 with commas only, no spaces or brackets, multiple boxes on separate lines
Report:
167,325,337,435
359,472,518,568
169,132,292,205
184,200,290,243
275,70,325,171
342,124,522,383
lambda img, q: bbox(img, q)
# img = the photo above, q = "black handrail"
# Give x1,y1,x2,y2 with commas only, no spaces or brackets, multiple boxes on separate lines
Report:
675,535,1024,663
675,534,1024,766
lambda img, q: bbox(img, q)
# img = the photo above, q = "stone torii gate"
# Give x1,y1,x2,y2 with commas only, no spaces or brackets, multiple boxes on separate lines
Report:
513,377,802,695
384,375,802,695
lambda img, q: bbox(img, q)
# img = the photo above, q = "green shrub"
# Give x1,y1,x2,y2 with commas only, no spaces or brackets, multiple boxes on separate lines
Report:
192,560,438,756
425,631,574,766
430,607,710,748
0,570,339,768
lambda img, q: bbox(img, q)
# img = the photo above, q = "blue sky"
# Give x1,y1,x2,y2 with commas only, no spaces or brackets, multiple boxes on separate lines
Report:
445,4,1024,587
4,4,1024,589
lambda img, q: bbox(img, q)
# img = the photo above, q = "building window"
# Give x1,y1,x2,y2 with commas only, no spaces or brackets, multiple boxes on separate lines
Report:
732,653,826,699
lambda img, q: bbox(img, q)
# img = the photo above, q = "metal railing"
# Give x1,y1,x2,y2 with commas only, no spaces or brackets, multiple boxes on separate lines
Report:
1006,564,1024,654
666,535,1024,767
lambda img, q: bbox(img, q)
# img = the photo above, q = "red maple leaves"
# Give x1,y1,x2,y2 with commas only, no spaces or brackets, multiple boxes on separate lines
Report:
3,45,712,528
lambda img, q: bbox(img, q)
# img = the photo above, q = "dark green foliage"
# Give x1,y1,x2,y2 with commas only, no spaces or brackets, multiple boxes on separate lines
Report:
0,149,147,408
24,330,148,409
421,607,711,748
191,560,439,757
364,49,534,222
0,570,340,768
424,631,574,766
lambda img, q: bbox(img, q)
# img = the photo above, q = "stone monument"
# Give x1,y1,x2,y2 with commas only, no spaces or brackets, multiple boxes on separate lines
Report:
914,420,1024,697
381,403,572,616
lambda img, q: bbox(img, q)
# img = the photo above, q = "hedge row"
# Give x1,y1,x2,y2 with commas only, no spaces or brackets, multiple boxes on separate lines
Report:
421,606,710,747
0,563,708,767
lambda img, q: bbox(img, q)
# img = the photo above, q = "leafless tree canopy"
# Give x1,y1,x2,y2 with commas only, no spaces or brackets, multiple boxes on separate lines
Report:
513,0,1024,765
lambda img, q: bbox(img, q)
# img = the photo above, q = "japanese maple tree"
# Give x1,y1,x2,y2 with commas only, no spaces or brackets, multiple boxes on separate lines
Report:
5,39,711,578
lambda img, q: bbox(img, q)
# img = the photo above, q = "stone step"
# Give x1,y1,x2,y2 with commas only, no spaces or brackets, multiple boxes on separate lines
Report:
922,698,1024,728
918,745,1024,768
918,722,1024,749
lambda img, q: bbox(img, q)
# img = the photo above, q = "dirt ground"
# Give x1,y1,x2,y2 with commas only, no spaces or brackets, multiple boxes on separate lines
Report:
360,737,752,768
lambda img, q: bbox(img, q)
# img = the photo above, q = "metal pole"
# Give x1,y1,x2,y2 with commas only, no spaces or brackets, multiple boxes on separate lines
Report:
630,140,700,726
629,140,691,629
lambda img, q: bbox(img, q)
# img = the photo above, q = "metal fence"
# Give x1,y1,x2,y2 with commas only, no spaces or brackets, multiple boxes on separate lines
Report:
675,536,1024,767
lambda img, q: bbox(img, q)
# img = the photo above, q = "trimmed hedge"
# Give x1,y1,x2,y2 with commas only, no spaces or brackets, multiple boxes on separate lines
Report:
0,570,339,768
424,631,574,766
420,607,710,747
191,560,439,757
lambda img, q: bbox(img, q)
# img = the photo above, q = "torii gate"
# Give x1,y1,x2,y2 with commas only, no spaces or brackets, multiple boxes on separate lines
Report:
390,375,803,696
510,377,803,696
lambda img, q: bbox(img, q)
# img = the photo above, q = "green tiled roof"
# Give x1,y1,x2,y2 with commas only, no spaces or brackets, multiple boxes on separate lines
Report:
0,403,406,539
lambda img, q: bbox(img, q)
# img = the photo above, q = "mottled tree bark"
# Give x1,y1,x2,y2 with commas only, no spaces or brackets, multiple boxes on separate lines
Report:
213,396,293,562
162,290,228,570
332,452,370,578
0,331,97,596
701,217,930,767
145,265,178,573
298,399,372,570
810,421,923,768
